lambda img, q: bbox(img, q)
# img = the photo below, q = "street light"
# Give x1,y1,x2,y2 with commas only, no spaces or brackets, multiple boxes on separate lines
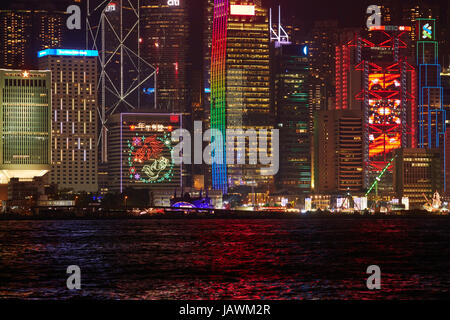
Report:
124,196,128,210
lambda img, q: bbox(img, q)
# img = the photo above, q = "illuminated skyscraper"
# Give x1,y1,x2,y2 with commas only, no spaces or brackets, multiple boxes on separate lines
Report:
416,18,446,192
335,26,417,194
38,49,99,192
443,67,450,196
87,0,157,163
211,1,272,193
0,69,51,183
202,0,214,121
140,0,190,112
0,7,64,69
273,44,311,194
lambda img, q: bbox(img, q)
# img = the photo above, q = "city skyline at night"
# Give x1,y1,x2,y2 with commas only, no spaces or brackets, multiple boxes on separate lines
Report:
0,0,448,210
1,0,450,306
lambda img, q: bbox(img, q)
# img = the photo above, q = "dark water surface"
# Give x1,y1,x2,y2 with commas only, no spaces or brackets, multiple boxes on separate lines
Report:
0,218,449,299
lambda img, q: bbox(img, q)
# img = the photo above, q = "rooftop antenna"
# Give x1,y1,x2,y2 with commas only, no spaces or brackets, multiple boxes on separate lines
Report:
269,5,290,47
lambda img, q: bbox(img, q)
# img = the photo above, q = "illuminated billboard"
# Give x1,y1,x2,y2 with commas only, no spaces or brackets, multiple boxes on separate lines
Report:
417,19,435,41
127,130,174,184
368,73,402,166
37,49,99,58
230,4,255,16
113,113,182,192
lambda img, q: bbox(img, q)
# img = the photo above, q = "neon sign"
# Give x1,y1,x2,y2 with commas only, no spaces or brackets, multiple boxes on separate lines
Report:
38,49,98,58
127,133,174,184
422,23,432,39
105,3,116,12
302,45,308,56
129,122,172,132
167,0,180,6
368,25,411,32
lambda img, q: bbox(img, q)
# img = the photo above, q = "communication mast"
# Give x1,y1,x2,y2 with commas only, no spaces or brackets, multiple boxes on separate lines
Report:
269,5,290,47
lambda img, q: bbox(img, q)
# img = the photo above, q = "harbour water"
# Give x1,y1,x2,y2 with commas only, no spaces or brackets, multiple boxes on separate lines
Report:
0,217,449,299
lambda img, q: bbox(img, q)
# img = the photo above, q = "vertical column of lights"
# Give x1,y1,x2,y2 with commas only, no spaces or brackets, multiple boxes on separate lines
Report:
416,18,446,191
210,0,228,193
411,67,417,148
401,60,407,148
335,46,341,110
363,61,370,189
342,45,349,110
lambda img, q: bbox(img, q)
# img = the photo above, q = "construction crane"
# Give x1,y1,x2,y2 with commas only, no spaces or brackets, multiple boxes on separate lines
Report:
365,154,398,198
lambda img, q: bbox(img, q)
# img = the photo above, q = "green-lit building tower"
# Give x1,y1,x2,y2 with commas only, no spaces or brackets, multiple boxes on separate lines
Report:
0,69,51,183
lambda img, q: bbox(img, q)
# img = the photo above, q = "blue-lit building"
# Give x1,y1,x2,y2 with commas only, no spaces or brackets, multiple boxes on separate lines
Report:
416,18,446,192
38,48,99,192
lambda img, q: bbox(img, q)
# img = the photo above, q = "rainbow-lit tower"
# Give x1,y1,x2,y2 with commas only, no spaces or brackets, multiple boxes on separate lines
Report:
210,1,272,194
210,0,229,193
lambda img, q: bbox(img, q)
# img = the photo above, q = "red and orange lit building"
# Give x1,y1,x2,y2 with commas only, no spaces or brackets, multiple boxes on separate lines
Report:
335,25,417,194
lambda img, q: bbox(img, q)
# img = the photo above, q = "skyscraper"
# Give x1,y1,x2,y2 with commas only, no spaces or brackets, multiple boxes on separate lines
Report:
273,44,311,194
416,18,446,193
87,0,157,163
442,66,450,196
335,26,416,194
140,0,190,113
202,0,214,121
314,110,363,194
0,7,64,69
211,0,272,194
0,69,51,183
38,49,99,192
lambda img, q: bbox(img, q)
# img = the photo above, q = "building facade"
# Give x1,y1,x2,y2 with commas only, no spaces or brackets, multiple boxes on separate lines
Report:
140,0,190,113
0,69,51,183
416,18,446,193
273,44,311,194
313,109,363,194
87,0,157,164
107,113,183,193
0,8,64,69
335,26,416,194
38,49,99,192
393,148,442,209
211,1,272,193
442,67,450,196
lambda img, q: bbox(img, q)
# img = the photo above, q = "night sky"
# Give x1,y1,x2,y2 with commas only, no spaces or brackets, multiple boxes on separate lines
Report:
1,0,448,29
263,0,449,29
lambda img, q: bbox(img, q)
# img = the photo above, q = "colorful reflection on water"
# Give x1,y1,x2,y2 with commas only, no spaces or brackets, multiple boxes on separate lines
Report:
0,218,449,299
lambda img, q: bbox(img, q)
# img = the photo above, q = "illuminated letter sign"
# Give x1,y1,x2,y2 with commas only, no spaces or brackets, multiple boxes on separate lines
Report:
167,0,180,6
105,3,116,12
230,5,255,16
417,19,435,41
38,49,99,58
